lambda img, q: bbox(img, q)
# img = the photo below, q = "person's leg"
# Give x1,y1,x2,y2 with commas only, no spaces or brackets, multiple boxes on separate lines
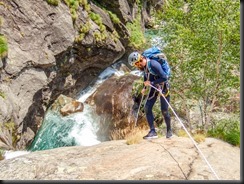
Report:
143,89,158,139
144,91,157,131
160,95,172,138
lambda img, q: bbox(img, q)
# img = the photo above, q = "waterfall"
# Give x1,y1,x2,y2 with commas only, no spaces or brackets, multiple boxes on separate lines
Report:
3,61,140,159
27,62,139,152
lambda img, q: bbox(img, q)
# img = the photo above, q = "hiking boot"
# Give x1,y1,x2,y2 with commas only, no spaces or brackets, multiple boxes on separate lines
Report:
166,130,173,138
143,130,158,139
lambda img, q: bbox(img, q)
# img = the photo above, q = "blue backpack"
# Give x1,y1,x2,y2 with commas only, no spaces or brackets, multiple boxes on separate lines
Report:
142,46,171,79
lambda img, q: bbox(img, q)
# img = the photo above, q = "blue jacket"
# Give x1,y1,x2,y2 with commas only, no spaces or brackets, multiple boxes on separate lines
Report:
144,58,168,85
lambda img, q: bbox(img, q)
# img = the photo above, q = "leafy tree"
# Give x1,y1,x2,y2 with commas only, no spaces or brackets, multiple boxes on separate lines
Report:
154,0,240,130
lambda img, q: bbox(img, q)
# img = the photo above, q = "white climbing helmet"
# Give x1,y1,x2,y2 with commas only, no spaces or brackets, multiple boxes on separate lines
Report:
128,51,141,66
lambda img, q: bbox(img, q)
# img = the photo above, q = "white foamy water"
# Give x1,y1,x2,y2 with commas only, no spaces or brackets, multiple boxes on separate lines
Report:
77,65,126,102
66,105,101,146
4,150,30,160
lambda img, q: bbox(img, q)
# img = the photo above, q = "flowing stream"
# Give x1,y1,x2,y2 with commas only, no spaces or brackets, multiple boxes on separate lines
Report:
4,61,141,159
29,62,130,151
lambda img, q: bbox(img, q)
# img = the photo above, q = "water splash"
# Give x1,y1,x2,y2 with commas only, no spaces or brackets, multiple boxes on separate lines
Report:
28,105,101,151
77,65,125,102
23,62,141,152
4,150,30,160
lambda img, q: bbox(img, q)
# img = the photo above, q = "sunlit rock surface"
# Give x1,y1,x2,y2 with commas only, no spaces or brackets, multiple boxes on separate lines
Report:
0,137,240,180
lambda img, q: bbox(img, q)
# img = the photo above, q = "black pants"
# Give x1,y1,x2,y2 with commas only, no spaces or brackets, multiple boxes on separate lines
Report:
144,84,171,132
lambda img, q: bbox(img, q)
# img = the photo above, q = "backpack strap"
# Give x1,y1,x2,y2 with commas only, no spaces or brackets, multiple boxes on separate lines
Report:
157,58,170,79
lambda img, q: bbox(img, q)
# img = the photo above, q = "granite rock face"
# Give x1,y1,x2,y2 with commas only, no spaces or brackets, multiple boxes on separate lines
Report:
0,0,152,149
0,137,240,180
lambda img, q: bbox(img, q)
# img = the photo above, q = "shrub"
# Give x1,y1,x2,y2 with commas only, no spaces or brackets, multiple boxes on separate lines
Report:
125,128,148,145
224,130,240,146
0,35,8,58
46,0,60,6
126,15,146,49
89,12,107,41
207,117,240,146
177,129,188,137
108,11,120,24
64,0,82,22
193,133,206,143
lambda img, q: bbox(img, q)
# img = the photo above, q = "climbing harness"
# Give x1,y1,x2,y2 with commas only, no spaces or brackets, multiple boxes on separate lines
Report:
149,84,220,180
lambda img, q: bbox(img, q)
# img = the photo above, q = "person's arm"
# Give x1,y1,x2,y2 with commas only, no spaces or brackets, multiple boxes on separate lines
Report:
149,60,167,85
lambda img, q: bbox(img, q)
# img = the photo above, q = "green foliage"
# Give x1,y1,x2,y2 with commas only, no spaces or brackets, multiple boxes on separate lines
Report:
0,35,8,58
132,78,143,97
207,117,240,146
4,121,16,133
46,0,90,23
80,0,87,5
64,0,79,9
46,0,60,6
132,77,152,99
0,90,6,98
64,0,82,22
89,12,102,26
89,12,107,41
80,21,90,34
155,0,240,128
75,21,91,42
108,11,120,24
2,120,20,148
126,14,146,49
111,30,120,42
93,31,106,42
